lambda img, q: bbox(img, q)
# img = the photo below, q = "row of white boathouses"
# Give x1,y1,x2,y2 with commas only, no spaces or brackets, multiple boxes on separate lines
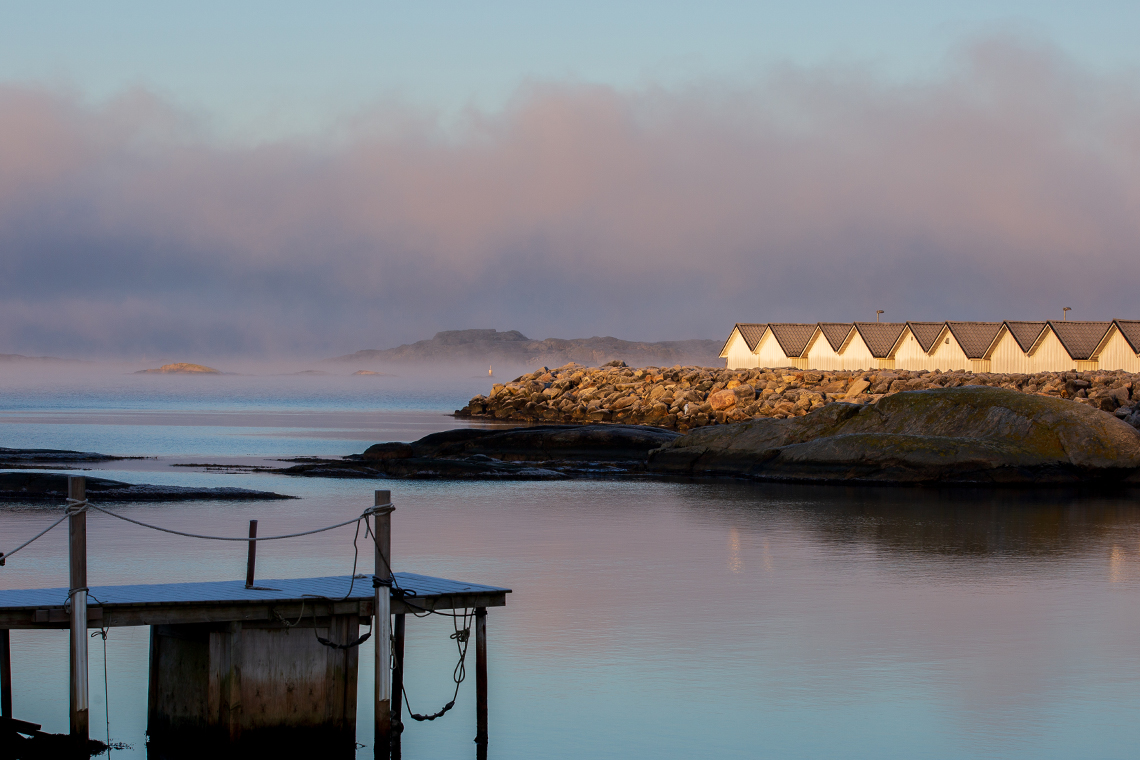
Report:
720,320,1140,373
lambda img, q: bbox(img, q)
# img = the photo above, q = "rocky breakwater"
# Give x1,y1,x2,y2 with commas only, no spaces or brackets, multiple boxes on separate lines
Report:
456,363,1140,432
648,387,1140,485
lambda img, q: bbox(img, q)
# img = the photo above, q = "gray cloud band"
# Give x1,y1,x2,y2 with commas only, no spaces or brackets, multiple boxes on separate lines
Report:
0,37,1136,358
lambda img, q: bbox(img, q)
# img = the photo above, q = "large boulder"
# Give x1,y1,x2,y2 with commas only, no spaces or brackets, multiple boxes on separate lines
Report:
647,387,1140,484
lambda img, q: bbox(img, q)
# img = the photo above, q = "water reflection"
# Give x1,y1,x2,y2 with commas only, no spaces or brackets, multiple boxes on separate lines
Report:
683,481,1140,560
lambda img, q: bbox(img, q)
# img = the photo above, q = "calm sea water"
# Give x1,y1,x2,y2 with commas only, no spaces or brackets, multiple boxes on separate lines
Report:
2,370,1140,759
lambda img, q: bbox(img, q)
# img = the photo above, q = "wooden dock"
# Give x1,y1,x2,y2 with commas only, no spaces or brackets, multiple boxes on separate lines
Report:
0,482,510,756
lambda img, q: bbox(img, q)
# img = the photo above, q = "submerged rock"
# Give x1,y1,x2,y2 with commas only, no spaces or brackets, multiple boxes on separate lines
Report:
647,387,1140,484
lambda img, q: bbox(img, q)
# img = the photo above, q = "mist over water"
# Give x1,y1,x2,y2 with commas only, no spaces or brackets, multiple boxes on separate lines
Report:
1,373,1140,758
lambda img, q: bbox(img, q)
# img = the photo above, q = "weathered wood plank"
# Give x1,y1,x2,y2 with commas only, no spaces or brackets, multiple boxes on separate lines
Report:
207,621,242,742
148,624,209,738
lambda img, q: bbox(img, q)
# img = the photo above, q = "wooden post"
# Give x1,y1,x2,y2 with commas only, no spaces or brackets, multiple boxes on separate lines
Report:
68,475,89,747
1,628,11,719
391,614,405,729
373,490,394,752
244,520,258,588
474,607,488,745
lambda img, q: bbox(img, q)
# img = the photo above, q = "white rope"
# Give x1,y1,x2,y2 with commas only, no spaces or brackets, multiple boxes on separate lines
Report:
0,496,394,566
85,503,370,541
0,512,71,564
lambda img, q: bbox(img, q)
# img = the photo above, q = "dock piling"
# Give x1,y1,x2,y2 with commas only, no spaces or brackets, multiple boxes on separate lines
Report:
373,490,394,751
475,606,488,745
244,519,258,588
68,475,89,747
1,627,11,718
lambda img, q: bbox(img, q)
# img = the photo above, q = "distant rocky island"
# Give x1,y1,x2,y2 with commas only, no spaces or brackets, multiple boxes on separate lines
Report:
0,353,69,363
329,329,722,368
135,363,222,375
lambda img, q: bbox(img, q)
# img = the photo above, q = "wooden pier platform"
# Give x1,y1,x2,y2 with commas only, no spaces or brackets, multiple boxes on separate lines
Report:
0,483,511,756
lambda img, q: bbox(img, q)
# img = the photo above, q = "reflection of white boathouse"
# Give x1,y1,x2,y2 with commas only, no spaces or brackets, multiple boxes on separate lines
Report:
720,320,1140,373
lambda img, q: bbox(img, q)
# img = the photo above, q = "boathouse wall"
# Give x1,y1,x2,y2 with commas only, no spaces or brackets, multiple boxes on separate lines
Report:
722,329,760,369
802,331,844,371
752,330,794,368
1095,329,1140,372
891,329,939,372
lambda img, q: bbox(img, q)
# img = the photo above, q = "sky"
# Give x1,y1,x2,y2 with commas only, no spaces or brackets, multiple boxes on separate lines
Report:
1,2,1139,359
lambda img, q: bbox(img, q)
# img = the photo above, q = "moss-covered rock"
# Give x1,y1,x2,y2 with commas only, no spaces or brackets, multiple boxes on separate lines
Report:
648,387,1140,484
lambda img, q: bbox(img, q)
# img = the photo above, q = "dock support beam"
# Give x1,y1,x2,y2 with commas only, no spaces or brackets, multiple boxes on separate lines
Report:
373,490,394,754
1,628,11,719
475,606,488,746
68,475,89,748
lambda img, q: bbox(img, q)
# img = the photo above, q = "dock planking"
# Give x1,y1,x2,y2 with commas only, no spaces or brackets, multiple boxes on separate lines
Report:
0,573,510,629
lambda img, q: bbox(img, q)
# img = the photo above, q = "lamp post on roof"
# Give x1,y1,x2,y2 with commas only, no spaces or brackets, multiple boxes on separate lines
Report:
1063,307,1071,321
876,310,884,323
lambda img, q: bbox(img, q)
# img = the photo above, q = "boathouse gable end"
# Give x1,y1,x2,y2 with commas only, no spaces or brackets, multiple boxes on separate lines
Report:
803,324,853,371
891,326,939,371
751,327,794,368
851,323,906,369
838,330,875,371
1094,322,1140,372
721,323,767,369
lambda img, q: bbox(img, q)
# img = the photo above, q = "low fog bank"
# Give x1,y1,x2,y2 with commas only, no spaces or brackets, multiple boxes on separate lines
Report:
0,359,510,418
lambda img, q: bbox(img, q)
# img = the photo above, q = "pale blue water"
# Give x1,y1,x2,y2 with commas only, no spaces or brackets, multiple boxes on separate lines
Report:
2,371,1140,759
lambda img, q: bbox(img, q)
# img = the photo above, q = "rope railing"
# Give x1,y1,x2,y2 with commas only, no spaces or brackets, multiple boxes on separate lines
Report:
0,498,392,566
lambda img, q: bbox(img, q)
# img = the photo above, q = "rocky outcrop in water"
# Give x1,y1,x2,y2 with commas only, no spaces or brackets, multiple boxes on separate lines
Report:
647,387,1140,484
135,363,222,374
0,447,130,468
0,473,293,501
457,363,1140,432
279,425,679,480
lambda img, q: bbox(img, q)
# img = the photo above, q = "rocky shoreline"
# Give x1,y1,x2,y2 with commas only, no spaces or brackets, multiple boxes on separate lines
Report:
456,362,1140,432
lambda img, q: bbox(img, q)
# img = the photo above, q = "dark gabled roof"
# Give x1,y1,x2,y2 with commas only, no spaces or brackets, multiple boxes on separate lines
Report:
817,323,854,352
1114,320,1140,354
852,323,907,358
1004,321,1048,353
720,323,767,356
945,322,1003,359
1047,321,1112,360
906,322,946,353
767,323,818,358
738,323,768,351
